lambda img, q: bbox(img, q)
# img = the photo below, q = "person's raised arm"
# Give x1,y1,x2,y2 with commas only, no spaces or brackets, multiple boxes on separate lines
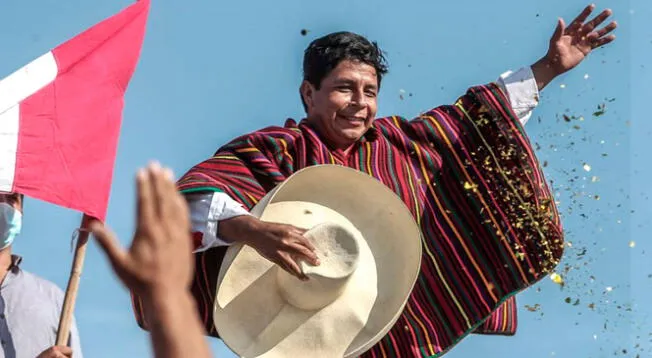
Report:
90,163,212,358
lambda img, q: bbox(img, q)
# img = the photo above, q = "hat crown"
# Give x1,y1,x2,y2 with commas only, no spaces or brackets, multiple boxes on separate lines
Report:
277,221,361,311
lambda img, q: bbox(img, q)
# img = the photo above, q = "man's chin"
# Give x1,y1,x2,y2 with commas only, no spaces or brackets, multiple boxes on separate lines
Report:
339,133,365,145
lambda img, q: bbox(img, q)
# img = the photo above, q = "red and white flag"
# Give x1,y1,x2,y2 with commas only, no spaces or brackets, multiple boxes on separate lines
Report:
0,0,150,220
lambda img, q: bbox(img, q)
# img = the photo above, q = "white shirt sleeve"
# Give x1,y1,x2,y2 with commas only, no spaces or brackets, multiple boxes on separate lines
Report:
495,66,540,126
185,192,252,251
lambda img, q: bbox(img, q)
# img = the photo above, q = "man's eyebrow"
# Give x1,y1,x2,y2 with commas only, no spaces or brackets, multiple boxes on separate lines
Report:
332,79,356,85
332,79,378,90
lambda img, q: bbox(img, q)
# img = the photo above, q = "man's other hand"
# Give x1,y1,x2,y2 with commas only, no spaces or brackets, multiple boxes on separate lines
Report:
37,346,72,358
219,215,320,280
532,4,617,90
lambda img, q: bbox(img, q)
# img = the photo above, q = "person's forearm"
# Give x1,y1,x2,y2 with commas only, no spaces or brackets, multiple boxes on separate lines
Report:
530,56,560,91
143,291,211,358
217,214,260,244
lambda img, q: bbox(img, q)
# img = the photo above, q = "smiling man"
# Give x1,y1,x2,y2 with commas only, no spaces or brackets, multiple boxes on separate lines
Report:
130,4,616,356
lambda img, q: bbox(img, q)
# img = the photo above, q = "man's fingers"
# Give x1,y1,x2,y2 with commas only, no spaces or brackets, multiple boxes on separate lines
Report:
151,164,178,228
56,346,73,357
148,162,168,218
163,167,190,230
290,228,315,251
594,21,617,38
591,34,616,49
41,345,72,358
281,254,309,281
582,8,612,33
90,220,128,271
136,167,155,229
288,241,320,265
567,4,595,33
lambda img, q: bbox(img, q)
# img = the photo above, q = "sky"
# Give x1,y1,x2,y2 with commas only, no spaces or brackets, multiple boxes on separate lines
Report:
0,0,649,357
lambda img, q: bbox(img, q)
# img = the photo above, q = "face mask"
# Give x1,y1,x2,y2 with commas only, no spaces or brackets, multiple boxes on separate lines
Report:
0,203,21,249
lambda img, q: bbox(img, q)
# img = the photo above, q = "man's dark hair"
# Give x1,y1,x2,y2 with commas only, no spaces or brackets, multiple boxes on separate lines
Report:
301,31,388,112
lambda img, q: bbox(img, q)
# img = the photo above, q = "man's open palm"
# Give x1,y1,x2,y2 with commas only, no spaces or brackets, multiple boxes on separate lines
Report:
547,4,617,74
91,163,194,298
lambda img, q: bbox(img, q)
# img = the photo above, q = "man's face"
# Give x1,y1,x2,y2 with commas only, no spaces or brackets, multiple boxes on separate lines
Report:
301,60,378,150
0,193,22,213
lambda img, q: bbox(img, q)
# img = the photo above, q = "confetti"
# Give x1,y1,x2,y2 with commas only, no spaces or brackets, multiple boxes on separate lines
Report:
560,84,566,88
583,163,592,172
593,103,607,117
605,286,613,292
584,74,590,79
591,176,600,183
629,241,636,248
300,29,309,36
525,304,541,312
550,273,564,285
463,181,477,191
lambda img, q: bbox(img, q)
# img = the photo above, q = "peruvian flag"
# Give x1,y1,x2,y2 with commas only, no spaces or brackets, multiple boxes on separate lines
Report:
0,0,150,221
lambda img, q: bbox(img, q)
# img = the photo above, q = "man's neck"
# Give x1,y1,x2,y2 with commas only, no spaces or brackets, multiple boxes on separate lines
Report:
304,118,357,155
0,247,13,283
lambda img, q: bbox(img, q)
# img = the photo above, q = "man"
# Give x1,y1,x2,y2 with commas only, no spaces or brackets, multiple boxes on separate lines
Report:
0,193,82,358
130,4,616,356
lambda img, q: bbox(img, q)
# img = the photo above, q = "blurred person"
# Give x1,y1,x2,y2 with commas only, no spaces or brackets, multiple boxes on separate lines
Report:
90,163,212,358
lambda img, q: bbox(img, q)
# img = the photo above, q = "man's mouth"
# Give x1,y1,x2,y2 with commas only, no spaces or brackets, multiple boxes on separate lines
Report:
337,115,366,124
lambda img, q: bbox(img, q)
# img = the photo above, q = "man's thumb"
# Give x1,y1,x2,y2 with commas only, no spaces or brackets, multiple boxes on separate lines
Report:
552,18,565,41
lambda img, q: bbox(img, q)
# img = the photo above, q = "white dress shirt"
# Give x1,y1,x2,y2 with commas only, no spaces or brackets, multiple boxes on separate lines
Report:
187,67,540,251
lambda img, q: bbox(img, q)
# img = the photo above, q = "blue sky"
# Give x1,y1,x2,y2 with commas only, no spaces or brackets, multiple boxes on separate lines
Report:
0,0,648,357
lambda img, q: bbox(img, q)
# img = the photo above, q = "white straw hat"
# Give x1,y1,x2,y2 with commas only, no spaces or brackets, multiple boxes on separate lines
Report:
213,165,422,357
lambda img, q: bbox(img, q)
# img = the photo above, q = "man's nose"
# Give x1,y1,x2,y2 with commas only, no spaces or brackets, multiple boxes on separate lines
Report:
350,90,367,107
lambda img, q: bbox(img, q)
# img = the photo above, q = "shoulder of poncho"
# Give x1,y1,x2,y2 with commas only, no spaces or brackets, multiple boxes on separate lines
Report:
220,124,303,148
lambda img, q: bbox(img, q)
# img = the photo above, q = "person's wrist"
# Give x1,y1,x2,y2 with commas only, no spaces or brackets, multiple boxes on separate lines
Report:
540,55,564,77
531,55,561,90
142,288,196,321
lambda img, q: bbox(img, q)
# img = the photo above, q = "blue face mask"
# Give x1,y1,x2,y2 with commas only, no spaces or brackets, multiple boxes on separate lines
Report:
0,203,21,250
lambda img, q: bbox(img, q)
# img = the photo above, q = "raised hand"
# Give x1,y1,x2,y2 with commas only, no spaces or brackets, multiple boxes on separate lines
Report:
532,4,617,90
91,162,193,299
90,163,211,358
546,4,617,74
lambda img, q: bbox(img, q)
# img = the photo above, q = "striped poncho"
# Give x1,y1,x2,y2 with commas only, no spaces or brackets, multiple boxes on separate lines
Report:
132,83,564,357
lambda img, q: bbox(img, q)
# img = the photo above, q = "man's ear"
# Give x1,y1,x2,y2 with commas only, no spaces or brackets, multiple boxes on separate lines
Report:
300,80,316,111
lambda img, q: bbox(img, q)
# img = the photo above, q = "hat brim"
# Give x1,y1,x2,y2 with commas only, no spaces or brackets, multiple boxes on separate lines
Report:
214,165,422,357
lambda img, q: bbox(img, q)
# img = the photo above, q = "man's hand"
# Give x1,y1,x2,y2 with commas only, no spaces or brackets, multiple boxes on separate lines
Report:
36,346,72,358
219,215,320,280
91,162,212,358
90,162,193,300
532,4,617,90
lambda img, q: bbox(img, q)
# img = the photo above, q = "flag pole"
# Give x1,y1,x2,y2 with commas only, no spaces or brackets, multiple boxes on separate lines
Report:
56,213,92,345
